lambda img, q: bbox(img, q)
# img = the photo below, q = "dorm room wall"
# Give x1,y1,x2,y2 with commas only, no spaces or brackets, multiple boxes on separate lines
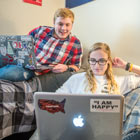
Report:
71,0,140,75
0,0,65,35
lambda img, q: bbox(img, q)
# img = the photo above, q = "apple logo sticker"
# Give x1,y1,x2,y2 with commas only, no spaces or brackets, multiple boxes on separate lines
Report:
73,115,85,128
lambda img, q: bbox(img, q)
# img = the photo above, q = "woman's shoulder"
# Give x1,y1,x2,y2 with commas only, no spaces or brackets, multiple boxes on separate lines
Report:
114,74,140,80
114,74,140,87
114,74,140,94
114,74,130,83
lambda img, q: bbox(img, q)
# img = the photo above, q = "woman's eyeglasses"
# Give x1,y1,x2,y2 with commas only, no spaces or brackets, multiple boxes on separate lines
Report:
89,58,108,66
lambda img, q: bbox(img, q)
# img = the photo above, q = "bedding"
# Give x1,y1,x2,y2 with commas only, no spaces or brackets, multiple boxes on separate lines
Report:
123,86,140,135
0,77,41,139
0,71,72,139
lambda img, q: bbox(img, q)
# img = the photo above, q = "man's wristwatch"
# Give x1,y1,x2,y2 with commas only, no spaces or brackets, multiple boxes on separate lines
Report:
67,65,76,72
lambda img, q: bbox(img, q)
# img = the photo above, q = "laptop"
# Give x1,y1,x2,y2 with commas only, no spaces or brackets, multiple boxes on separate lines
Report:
0,35,37,70
0,35,64,71
34,92,124,140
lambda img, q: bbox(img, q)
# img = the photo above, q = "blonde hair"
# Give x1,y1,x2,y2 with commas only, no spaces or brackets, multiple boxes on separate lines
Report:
85,42,119,94
54,8,74,23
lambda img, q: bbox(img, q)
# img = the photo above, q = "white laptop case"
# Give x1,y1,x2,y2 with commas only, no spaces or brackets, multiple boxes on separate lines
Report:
34,92,124,140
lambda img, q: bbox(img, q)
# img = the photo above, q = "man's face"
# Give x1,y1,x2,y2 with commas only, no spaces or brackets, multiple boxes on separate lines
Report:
54,17,73,39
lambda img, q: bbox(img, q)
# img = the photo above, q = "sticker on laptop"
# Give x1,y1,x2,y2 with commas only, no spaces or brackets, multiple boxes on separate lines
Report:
90,99,120,113
38,99,66,114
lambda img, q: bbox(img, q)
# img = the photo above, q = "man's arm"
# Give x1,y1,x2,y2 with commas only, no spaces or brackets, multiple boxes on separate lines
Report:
51,37,82,73
50,64,79,73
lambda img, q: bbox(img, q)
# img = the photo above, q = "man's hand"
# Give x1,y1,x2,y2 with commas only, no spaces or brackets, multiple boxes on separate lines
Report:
50,64,68,73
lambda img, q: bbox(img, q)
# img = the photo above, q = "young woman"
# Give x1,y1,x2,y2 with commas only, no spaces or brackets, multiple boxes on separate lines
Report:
56,42,140,140
56,42,140,95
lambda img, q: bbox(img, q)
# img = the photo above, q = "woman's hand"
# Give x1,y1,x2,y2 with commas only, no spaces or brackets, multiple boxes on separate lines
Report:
112,57,140,75
112,57,127,70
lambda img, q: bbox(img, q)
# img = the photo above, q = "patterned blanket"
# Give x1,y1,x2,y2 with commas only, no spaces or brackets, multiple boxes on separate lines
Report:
0,77,41,139
123,86,140,134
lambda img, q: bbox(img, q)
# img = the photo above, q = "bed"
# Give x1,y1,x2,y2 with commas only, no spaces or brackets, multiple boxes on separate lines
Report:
0,71,72,139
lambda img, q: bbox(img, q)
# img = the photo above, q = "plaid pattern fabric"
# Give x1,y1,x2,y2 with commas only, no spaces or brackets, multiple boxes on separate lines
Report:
0,77,41,139
28,26,82,68
123,86,140,134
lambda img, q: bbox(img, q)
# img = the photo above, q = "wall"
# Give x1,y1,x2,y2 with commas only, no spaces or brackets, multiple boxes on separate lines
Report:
72,0,140,75
0,0,65,35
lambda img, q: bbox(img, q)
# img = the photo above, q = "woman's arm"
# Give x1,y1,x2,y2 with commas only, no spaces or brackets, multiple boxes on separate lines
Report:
112,57,140,75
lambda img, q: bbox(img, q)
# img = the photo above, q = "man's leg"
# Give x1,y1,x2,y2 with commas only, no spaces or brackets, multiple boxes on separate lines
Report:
0,65,34,82
38,71,73,92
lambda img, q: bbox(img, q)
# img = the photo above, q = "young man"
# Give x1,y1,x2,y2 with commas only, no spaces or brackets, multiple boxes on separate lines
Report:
29,8,82,75
28,8,82,91
0,8,82,90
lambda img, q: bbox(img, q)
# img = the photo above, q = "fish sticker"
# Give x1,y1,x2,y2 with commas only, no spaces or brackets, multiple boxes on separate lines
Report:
38,99,66,114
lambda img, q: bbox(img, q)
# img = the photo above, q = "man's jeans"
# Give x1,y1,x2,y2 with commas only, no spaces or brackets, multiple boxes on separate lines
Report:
0,65,34,82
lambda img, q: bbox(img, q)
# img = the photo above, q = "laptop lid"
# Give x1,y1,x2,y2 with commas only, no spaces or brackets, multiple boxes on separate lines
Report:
0,35,37,69
34,92,124,140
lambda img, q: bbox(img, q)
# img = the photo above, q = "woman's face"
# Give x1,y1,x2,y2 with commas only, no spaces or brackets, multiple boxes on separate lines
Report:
89,50,109,76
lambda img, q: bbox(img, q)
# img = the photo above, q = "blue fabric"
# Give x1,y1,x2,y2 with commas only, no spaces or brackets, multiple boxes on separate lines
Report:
0,65,35,82
123,126,140,140
123,87,140,133
122,87,140,140
66,0,93,8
